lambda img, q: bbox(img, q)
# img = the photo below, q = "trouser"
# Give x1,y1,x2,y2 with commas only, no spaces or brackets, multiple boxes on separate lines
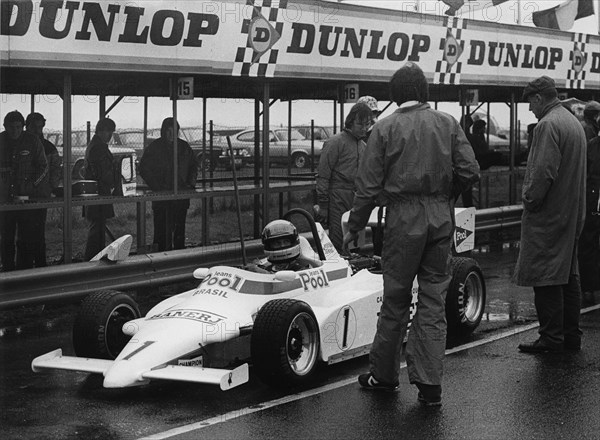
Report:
0,209,41,271
153,201,188,252
370,199,452,386
85,214,107,261
327,188,354,253
32,209,48,267
578,210,600,292
533,274,582,346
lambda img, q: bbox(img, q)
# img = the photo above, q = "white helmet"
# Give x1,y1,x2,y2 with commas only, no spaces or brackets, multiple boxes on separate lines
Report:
261,220,300,263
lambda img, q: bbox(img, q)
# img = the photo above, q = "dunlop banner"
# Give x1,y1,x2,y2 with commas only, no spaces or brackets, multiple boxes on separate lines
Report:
1,0,598,89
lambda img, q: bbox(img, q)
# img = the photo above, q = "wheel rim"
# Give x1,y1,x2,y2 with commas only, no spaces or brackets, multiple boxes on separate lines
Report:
294,155,307,168
105,304,138,358
286,312,318,376
463,271,484,323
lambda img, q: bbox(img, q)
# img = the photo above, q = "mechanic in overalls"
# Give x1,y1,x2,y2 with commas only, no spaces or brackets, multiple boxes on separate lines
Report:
315,103,373,253
343,63,479,405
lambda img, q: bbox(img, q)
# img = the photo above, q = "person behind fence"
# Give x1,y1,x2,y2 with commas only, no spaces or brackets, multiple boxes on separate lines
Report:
581,100,600,142
0,110,48,271
513,75,586,354
139,117,198,252
83,117,117,261
314,102,372,253
578,113,600,306
469,119,503,170
342,62,479,405
25,112,62,267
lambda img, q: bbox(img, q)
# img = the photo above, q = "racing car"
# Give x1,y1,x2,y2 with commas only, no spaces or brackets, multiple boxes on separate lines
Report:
32,208,485,391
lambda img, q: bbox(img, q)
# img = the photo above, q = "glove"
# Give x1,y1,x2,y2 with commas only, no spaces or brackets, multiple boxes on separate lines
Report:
342,230,360,254
313,204,328,225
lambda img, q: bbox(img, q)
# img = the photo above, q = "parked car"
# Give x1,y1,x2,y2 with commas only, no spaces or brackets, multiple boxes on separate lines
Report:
491,129,529,166
46,130,136,181
181,127,249,172
294,125,335,141
225,128,323,169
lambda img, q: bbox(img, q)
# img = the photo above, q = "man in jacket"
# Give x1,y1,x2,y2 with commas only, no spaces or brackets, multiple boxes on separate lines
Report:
0,110,48,270
315,103,372,252
83,118,117,260
26,112,62,267
581,100,600,142
343,63,479,405
139,118,198,252
514,76,587,353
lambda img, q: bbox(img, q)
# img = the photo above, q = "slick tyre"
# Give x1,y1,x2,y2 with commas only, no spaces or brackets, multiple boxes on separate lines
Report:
73,290,141,360
446,257,486,340
251,299,320,387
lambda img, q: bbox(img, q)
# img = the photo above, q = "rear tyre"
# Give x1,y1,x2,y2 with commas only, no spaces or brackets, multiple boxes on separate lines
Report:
446,257,486,340
251,299,320,387
73,290,141,359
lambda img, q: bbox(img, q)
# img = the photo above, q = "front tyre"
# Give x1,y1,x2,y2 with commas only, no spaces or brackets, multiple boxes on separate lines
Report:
446,257,486,340
251,299,320,387
73,290,141,359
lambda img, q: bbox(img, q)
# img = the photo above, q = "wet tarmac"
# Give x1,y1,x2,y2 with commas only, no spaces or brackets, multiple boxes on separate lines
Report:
1,242,599,439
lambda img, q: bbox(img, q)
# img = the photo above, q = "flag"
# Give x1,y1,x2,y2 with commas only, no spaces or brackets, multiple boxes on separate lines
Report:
532,0,595,30
440,0,510,16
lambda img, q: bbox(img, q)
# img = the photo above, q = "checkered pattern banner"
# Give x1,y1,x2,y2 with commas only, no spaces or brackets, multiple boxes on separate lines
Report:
233,0,287,77
566,33,589,90
434,17,467,85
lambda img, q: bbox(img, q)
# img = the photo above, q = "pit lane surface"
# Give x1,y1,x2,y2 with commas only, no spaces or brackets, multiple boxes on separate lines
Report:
1,244,599,439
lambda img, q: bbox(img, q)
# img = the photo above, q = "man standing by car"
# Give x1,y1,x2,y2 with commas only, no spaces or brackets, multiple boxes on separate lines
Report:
26,112,61,267
0,111,48,271
514,76,586,354
343,63,479,405
83,118,117,260
140,117,197,252
315,102,372,252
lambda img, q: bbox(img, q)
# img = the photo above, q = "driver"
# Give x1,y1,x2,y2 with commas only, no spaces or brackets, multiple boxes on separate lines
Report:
253,220,311,273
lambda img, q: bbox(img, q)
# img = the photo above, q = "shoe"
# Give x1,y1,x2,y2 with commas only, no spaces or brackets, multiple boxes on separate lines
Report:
358,373,399,392
418,392,442,407
518,339,563,353
415,382,442,406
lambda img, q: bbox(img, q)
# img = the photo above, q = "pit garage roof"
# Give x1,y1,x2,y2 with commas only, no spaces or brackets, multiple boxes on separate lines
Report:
1,0,599,102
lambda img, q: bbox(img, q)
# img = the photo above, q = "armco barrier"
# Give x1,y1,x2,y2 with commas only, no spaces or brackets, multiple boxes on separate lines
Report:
0,205,523,310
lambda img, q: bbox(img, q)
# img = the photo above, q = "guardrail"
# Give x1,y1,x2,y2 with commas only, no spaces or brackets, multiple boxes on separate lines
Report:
0,205,523,311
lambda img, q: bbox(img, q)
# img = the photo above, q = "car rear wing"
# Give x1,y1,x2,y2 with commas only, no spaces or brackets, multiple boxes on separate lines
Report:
341,207,475,254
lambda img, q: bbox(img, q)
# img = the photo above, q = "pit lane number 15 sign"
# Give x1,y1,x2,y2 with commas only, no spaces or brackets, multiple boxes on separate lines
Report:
172,77,194,100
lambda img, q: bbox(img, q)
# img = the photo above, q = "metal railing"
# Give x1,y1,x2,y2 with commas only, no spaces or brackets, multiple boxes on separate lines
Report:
0,205,524,311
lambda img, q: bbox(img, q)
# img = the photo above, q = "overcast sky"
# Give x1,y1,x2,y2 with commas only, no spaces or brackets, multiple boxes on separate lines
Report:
1,0,598,132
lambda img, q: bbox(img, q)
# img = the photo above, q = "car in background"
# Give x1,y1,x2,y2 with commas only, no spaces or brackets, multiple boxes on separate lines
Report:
294,126,335,141
181,127,250,172
46,130,136,181
491,129,529,166
225,128,323,169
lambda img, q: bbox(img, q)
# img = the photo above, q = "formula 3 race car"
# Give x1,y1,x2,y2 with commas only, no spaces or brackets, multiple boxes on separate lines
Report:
32,208,485,391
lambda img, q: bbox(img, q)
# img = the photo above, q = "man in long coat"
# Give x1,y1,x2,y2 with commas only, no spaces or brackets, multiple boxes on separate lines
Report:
514,76,587,353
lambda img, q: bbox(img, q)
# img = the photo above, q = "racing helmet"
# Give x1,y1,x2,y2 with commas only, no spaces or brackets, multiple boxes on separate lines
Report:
261,220,300,263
